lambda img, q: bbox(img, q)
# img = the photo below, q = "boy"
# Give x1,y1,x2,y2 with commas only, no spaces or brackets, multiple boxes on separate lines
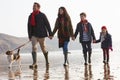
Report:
73,12,96,65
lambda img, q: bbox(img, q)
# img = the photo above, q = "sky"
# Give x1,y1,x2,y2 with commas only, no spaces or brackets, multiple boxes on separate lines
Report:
0,0,120,41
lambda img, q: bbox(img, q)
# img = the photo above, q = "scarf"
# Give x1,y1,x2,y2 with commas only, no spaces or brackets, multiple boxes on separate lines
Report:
30,10,40,26
80,20,88,32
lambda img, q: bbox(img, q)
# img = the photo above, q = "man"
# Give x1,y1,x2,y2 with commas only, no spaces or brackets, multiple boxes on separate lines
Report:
28,2,52,68
73,12,96,65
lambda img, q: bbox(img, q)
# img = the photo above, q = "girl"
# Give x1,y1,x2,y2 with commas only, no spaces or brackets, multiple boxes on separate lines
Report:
96,26,113,63
52,7,73,66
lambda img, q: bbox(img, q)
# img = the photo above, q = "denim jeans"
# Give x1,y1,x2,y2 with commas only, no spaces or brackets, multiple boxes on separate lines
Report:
63,41,69,54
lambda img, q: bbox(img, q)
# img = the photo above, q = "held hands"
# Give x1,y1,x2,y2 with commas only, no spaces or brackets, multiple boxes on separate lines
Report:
109,47,113,51
71,36,75,41
48,36,53,40
93,40,96,43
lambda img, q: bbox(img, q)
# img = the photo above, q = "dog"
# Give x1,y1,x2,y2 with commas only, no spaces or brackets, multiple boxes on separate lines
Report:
6,49,21,68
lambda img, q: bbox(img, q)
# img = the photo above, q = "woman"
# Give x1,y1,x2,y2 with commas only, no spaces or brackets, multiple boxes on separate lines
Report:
52,7,73,66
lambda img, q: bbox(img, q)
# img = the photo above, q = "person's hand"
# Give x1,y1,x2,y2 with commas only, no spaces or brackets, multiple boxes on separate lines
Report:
72,36,75,41
109,47,113,51
48,36,53,40
93,40,96,43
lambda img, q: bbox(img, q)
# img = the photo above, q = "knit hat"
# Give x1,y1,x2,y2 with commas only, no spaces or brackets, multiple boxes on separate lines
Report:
101,26,107,30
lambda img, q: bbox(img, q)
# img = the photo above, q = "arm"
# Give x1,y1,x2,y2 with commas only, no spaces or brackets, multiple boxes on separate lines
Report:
74,23,79,38
108,34,112,47
68,18,74,37
27,15,32,40
90,23,96,40
52,18,59,36
43,14,52,36
96,33,101,43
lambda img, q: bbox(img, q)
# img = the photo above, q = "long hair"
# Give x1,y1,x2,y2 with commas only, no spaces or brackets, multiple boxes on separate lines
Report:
58,7,70,21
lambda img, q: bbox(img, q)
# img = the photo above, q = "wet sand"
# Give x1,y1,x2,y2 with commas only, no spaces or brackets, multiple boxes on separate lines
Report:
0,50,120,80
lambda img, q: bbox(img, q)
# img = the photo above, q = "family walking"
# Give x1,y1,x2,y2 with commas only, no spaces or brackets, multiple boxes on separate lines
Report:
27,2,113,68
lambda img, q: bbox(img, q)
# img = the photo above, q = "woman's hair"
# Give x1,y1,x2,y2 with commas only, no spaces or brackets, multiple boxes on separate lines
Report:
58,7,70,20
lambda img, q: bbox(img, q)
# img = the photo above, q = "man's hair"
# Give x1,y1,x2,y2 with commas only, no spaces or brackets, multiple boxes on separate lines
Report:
80,12,86,17
34,2,40,8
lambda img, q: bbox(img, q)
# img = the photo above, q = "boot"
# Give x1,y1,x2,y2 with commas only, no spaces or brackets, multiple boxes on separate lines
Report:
64,53,69,66
43,52,49,66
88,52,92,64
29,52,37,68
107,56,109,64
103,53,106,63
83,53,87,65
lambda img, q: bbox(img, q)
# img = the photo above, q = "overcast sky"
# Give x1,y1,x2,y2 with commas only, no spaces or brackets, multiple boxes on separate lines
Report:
0,0,120,41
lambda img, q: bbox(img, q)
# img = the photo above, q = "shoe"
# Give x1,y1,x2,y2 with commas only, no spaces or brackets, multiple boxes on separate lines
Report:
88,60,91,64
103,60,106,64
29,64,37,69
63,63,69,66
84,63,88,65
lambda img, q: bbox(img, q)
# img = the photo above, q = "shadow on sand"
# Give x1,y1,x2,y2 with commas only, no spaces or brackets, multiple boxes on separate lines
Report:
84,64,93,80
64,66,69,80
8,67,22,80
103,63,114,80
30,65,50,80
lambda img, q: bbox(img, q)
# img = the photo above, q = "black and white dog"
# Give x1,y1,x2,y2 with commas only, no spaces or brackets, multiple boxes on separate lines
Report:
6,49,21,68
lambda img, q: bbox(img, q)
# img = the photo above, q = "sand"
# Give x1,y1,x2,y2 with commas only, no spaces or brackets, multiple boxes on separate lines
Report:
0,50,120,80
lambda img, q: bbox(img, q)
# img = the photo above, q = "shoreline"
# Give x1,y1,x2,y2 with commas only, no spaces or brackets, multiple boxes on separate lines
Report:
0,50,120,80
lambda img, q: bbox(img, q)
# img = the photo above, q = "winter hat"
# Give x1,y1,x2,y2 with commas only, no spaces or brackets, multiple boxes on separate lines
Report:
101,26,107,30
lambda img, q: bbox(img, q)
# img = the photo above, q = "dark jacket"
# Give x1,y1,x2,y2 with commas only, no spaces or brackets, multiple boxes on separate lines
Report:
96,32,112,49
28,12,52,39
74,22,96,43
52,18,73,38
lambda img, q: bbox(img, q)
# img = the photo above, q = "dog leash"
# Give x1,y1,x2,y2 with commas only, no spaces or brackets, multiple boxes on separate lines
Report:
11,41,31,51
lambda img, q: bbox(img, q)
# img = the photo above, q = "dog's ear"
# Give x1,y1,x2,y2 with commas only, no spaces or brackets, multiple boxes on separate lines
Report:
6,51,12,55
6,51,10,55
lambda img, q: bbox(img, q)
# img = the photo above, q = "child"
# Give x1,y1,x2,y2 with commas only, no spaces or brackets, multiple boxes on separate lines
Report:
95,26,113,63
73,12,96,65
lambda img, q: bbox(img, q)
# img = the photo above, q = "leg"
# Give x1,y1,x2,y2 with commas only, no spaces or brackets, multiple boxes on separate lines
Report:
106,49,109,63
38,38,49,65
9,61,13,69
30,36,38,68
18,59,21,69
81,42,87,65
87,42,92,64
103,49,106,63
63,41,69,66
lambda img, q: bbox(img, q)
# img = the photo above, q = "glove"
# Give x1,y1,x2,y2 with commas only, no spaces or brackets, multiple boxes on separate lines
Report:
109,47,113,51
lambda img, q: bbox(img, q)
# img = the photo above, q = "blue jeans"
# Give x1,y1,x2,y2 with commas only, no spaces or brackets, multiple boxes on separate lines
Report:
63,41,69,54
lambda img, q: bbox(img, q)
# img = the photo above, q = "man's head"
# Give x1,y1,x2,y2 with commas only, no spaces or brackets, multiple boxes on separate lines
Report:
33,2,40,11
80,12,86,21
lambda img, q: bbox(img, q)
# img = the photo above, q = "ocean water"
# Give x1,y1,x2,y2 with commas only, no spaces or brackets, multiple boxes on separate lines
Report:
0,50,120,80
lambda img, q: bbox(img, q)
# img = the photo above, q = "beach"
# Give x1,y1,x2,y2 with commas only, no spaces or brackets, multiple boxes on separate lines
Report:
0,50,120,80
